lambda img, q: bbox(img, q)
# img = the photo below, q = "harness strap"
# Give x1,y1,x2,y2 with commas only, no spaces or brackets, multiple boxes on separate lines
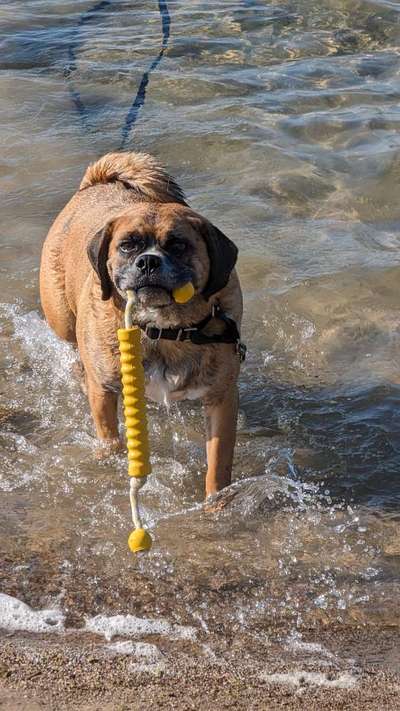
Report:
138,304,246,361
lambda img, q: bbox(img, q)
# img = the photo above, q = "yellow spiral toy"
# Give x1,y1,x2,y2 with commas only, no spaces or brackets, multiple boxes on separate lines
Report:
118,283,195,553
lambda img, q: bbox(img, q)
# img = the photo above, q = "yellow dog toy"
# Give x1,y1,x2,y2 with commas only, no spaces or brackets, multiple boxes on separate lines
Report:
118,283,195,553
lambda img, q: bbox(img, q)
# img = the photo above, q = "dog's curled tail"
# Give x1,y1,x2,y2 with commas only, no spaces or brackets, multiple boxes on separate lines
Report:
79,151,187,205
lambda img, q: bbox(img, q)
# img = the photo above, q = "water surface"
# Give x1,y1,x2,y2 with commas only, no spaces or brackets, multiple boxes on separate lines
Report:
1,0,400,674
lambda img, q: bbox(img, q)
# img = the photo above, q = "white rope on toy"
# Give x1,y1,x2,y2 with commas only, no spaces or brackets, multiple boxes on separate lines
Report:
125,289,136,328
129,476,146,529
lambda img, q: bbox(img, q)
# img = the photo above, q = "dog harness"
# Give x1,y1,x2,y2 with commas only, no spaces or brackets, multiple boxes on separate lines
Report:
138,303,246,361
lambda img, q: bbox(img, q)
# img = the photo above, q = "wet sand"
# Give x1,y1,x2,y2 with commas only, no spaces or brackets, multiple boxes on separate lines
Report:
1,627,400,710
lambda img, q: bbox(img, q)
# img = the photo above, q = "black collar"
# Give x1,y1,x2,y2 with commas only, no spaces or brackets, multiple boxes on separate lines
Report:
139,303,246,361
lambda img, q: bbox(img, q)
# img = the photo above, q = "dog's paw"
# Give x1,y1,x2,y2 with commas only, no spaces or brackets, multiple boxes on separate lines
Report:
204,489,238,513
94,438,124,460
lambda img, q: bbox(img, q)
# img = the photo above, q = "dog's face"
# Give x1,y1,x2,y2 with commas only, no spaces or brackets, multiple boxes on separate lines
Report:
108,204,205,309
87,203,238,309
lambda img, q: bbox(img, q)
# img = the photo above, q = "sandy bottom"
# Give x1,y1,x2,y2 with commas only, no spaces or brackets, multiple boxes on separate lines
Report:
1,628,399,710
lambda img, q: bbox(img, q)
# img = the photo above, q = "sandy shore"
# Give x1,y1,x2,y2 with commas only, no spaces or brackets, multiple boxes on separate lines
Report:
1,627,399,710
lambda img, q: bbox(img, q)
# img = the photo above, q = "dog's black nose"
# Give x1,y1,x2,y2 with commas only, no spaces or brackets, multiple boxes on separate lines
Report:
136,254,162,275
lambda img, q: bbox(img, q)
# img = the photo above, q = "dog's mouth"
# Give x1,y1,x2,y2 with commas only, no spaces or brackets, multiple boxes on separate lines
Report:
135,285,173,307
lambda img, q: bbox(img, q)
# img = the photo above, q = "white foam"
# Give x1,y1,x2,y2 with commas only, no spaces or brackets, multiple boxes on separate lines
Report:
105,640,165,674
261,671,358,689
201,643,218,661
85,613,197,642
285,636,334,658
0,593,65,634
105,639,162,661
105,640,161,659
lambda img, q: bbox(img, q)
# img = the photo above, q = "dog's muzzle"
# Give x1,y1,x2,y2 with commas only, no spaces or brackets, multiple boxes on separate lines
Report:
135,254,162,277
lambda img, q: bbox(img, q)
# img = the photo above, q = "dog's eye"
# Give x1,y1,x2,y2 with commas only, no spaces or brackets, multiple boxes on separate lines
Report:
166,239,187,255
119,240,139,255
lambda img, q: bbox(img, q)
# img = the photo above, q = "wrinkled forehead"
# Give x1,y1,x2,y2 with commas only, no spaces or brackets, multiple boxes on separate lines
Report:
111,203,201,245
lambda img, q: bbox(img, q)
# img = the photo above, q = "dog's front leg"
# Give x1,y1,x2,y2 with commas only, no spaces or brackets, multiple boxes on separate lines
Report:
86,378,121,457
203,386,239,498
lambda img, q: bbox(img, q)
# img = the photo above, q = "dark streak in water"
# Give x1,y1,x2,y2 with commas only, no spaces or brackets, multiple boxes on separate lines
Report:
119,0,170,149
64,0,112,133
64,0,171,147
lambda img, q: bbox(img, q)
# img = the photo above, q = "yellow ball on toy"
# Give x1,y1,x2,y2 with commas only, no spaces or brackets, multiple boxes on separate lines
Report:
172,282,195,304
128,528,152,553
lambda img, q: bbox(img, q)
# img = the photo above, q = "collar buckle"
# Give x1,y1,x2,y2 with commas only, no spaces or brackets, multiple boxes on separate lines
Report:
211,303,221,318
145,324,161,341
236,340,247,362
176,326,197,341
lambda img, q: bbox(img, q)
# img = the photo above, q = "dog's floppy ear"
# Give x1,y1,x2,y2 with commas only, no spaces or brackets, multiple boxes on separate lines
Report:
200,221,238,300
87,220,115,300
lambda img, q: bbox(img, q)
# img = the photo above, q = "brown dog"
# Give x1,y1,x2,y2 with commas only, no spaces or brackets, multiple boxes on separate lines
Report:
40,152,244,498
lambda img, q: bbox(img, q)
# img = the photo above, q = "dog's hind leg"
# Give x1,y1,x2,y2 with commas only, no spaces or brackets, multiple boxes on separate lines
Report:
40,238,76,343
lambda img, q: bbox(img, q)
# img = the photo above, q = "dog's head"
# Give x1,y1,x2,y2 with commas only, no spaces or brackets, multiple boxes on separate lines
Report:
87,203,238,309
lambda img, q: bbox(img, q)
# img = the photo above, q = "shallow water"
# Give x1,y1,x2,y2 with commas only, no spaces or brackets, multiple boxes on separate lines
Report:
1,0,400,671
